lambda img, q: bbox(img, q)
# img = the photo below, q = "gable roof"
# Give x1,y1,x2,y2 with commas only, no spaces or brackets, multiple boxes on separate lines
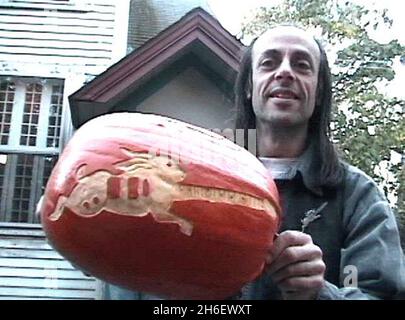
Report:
69,7,244,128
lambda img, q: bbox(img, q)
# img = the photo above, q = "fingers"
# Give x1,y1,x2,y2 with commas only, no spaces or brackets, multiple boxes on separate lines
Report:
272,230,313,252
267,230,314,265
267,243,323,275
266,230,326,299
271,259,326,284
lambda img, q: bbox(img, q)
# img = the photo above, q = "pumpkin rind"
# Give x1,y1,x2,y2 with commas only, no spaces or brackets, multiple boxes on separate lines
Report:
41,113,280,299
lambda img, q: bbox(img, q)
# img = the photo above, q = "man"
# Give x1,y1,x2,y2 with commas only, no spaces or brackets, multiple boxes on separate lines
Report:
234,25,405,299
101,25,404,300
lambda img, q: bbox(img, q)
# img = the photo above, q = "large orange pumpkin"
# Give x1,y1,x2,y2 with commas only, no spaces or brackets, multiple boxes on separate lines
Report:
41,113,281,299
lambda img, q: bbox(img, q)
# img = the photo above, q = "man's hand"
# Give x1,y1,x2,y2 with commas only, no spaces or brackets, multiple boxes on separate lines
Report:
266,230,326,300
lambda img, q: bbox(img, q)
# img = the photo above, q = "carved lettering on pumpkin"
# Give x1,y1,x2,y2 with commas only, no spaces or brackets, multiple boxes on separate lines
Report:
49,149,276,236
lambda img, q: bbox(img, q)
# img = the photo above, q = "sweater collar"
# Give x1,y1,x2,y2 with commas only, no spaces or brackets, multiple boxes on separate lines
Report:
260,143,324,197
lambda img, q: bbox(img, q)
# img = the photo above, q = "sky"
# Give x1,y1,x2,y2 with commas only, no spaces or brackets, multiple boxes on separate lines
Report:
207,0,405,98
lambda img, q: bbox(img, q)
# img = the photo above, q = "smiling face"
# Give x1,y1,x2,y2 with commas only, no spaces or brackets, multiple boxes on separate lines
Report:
251,26,321,129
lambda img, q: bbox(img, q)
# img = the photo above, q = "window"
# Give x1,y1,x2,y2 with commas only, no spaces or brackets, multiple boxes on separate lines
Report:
0,77,64,223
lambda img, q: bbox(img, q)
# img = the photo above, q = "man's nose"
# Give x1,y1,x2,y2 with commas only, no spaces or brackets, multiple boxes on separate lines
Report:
274,59,295,82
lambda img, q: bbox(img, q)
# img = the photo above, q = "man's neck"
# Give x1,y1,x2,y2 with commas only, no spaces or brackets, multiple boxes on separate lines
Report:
256,121,308,158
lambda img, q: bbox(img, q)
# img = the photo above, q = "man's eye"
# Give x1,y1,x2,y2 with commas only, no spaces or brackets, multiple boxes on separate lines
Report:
295,61,311,70
260,59,276,68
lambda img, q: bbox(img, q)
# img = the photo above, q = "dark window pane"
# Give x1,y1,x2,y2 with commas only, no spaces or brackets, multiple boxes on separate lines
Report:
47,84,64,148
20,82,42,147
15,177,22,186
34,94,41,103
9,154,35,223
29,137,36,146
0,81,15,147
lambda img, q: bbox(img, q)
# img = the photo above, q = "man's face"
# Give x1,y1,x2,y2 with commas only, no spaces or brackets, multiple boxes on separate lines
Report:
251,27,321,128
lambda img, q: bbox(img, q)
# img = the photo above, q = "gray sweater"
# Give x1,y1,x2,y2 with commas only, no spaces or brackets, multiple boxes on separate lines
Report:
241,150,405,299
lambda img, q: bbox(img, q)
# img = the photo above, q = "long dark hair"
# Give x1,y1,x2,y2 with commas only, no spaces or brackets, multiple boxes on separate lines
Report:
234,34,344,189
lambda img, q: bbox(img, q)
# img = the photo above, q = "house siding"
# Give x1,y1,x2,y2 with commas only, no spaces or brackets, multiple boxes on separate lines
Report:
0,0,128,80
0,223,103,299
0,0,129,299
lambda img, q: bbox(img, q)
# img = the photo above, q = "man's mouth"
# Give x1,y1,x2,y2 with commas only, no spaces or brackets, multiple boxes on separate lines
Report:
269,88,300,100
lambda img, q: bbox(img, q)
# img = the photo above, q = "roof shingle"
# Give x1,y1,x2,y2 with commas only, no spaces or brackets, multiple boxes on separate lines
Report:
127,0,213,51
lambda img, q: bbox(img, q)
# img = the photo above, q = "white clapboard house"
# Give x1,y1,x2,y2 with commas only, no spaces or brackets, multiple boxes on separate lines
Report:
0,0,243,299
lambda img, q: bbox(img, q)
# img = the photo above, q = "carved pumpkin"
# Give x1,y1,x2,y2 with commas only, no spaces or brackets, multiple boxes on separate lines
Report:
41,112,281,299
